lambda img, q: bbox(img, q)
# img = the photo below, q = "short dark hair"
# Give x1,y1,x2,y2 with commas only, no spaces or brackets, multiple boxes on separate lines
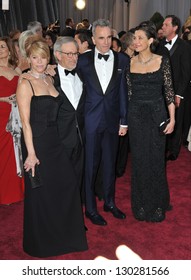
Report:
65,18,73,26
45,30,57,44
82,18,89,23
118,30,126,38
112,37,122,48
165,15,181,34
75,29,93,49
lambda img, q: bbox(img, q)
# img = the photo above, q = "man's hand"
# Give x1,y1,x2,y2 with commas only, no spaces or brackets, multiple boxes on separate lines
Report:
45,64,57,76
119,126,128,136
175,96,181,108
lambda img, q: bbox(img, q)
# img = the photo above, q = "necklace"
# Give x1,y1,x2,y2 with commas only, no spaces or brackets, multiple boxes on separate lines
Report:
138,54,153,65
30,71,48,85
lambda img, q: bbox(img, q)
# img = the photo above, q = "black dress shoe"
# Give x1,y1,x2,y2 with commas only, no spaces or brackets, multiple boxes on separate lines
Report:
103,204,126,219
166,153,178,161
85,212,107,226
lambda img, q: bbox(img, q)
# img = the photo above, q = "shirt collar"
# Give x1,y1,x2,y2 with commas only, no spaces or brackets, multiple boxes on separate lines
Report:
167,34,178,46
95,47,113,61
58,64,75,77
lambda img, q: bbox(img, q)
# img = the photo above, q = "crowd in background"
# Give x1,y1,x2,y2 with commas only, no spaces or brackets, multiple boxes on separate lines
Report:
0,13,191,258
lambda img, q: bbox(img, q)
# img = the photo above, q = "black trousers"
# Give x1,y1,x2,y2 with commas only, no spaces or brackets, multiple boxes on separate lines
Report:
116,133,129,176
64,140,85,203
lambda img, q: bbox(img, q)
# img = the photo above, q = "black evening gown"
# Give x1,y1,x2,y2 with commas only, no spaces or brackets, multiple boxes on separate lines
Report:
127,56,175,221
22,94,88,258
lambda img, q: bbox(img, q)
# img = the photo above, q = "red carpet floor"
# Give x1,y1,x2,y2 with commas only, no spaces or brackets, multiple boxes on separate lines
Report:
0,146,190,260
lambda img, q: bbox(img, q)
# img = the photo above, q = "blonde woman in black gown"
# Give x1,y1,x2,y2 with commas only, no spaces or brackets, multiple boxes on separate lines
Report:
16,35,88,257
126,22,175,222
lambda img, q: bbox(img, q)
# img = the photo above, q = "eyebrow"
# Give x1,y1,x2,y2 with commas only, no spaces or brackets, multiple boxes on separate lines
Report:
98,35,112,39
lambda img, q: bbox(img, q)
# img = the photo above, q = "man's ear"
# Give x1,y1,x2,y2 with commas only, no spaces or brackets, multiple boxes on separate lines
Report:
54,50,61,62
92,36,96,45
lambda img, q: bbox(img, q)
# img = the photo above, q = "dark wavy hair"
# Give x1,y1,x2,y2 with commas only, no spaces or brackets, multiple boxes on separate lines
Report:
0,36,18,68
165,15,181,34
136,20,158,52
74,29,93,49
44,30,57,45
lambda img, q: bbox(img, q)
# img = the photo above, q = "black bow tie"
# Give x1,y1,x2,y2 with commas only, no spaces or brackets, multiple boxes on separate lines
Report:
165,40,172,45
65,69,76,76
98,53,109,61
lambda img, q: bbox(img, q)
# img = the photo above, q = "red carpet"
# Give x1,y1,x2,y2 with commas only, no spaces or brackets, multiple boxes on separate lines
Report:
0,146,190,260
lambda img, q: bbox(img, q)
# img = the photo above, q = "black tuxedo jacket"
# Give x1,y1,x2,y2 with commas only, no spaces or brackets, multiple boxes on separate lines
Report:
53,68,85,148
161,37,191,98
60,27,75,38
77,49,129,134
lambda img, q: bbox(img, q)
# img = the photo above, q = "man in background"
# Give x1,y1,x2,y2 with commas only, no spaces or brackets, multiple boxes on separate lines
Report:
61,18,75,37
162,15,191,160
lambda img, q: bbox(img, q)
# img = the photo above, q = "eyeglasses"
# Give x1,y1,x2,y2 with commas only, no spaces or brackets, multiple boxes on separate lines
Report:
58,51,79,57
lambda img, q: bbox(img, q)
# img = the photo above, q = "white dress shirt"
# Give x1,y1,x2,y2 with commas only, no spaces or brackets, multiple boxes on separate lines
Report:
94,47,114,93
165,34,178,51
58,64,83,110
94,48,127,128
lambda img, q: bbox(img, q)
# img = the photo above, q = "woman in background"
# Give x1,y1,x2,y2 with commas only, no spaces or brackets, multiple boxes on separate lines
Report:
0,37,24,205
44,30,57,65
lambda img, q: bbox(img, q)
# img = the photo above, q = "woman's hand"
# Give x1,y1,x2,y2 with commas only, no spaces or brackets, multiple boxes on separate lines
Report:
24,155,40,176
6,94,16,104
164,119,175,135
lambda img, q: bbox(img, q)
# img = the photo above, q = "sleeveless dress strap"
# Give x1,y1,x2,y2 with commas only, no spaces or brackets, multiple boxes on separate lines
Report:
24,79,35,96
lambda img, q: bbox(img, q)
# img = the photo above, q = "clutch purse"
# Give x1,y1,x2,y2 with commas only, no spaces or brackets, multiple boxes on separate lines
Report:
159,118,170,135
28,164,43,188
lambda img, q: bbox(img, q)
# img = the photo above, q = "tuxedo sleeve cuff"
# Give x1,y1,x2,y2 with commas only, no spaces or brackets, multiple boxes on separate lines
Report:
120,125,128,128
175,95,184,99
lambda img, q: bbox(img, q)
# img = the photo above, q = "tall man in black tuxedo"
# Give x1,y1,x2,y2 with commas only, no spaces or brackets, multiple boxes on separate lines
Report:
77,19,129,226
60,18,76,38
162,15,191,160
53,37,86,201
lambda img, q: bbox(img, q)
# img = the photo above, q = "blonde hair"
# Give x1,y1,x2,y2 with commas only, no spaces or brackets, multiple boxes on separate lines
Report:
76,22,85,30
25,35,50,62
19,30,34,57
188,32,191,40
184,16,191,29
